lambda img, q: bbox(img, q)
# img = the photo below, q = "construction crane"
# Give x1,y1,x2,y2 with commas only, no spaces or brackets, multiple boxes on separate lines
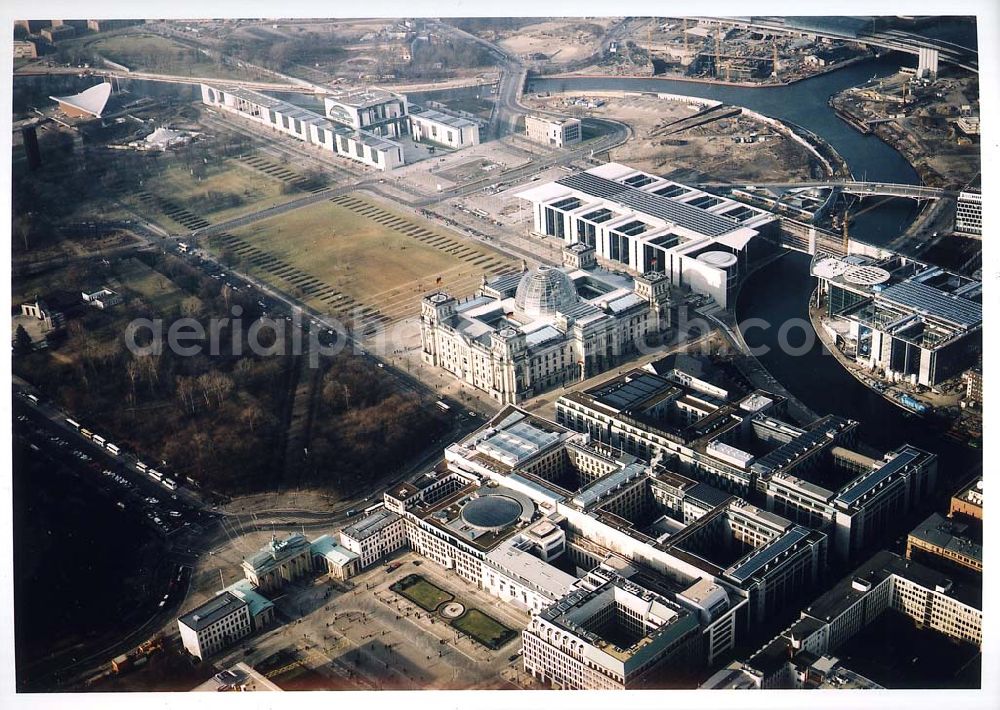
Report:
842,209,850,254
772,37,779,79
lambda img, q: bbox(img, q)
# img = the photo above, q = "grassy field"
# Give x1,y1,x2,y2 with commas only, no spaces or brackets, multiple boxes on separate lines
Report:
391,575,454,612
139,160,295,226
87,32,260,80
216,195,515,321
113,257,199,314
451,609,517,650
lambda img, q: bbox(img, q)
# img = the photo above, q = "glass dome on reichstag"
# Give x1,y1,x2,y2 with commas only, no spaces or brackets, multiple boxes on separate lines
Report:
513,266,579,317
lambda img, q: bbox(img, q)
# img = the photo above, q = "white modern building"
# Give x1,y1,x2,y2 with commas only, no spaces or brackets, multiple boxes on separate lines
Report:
322,86,410,139
514,163,779,308
200,84,405,171
812,255,982,387
420,243,674,405
955,190,981,236
409,105,480,149
178,592,253,660
524,114,582,147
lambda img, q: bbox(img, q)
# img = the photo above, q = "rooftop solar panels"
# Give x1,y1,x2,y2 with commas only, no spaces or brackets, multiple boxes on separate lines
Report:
557,172,739,237
751,420,844,475
836,447,922,507
594,373,673,411
727,526,810,583
878,281,982,329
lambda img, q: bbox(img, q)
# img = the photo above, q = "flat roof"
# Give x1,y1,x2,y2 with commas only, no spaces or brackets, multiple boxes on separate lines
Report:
591,372,675,411
836,447,922,507
178,591,247,632
878,281,982,328
726,526,811,583
476,420,562,466
556,172,740,237
342,508,400,541
908,512,981,562
411,106,477,129
486,541,577,598
804,550,981,623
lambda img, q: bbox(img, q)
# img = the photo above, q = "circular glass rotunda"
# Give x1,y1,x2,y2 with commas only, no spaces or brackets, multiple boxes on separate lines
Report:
513,266,579,318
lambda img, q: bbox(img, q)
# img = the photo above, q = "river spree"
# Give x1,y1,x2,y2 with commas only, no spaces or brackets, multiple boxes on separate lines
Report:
529,54,977,476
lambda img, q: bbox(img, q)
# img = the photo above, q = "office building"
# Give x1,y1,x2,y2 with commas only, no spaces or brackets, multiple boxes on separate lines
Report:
339,507,407,569
409,105,480,149
906,512,982,576
950,477,983,522
556,366,937,560
178,592,252,660
515,163,779,308
524,114,582,147
522,569,702,689
962,368,982,406
739,550,982,687
200,84,405,171
366,404,829,676
420,243,673,405
813,255,982,387
955,190,982,235
323,86,410,139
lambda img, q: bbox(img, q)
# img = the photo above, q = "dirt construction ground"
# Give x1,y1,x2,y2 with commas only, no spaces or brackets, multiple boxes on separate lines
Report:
523,91,823,182
497,19,620,64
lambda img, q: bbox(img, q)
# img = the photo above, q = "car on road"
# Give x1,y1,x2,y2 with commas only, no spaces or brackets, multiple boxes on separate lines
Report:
169,511,182,518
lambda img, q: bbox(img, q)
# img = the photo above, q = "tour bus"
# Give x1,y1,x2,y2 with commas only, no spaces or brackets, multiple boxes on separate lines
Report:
136,461,149,473
435,400,451,412
106,443,121,456
92,435,107,447
148,469,164,482
162,478,178,491
65,418,81,430
80,428,94,440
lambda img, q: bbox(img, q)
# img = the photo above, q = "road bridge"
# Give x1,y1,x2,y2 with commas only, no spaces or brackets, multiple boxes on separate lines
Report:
696,17,978,75
701,180,952,201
